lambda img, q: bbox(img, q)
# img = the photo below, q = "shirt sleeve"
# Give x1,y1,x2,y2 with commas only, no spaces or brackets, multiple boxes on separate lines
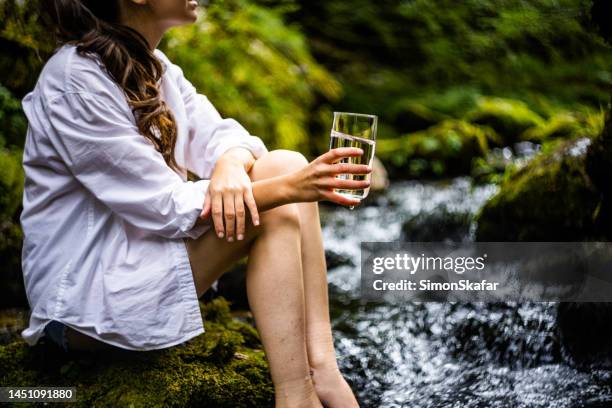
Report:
167,57,269,179
43,90,212,240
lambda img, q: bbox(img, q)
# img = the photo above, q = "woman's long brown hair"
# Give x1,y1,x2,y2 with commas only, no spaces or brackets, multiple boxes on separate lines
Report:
42,0,181,173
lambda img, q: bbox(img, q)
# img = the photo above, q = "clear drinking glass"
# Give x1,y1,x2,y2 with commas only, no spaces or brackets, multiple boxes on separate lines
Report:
329,112,378,210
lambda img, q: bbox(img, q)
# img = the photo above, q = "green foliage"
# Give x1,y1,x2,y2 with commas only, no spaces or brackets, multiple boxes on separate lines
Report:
465,97,545,145
270,0,612,142
0,147,25,308
0,297,275,407
0,0,54,97
0,147,23,220
0,85,28,148
388,99,450,133
376,119,495,178
160,0,342,156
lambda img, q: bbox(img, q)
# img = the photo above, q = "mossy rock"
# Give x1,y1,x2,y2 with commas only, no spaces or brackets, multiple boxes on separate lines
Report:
0,297,275,407
585,103,612,231
586,105,612,202
465,97,545,146
377,119,496,179
475,137,604,241
521,110,603,143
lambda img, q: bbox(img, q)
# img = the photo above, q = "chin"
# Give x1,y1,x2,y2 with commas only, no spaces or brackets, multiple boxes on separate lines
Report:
186,9,199,22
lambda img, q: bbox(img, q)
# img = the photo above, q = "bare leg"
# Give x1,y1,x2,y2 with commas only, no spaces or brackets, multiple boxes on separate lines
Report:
253,150,359,407
296,200,360,408
185,150,322,408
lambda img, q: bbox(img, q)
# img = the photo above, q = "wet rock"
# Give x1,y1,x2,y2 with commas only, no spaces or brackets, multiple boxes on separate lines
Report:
325,249,355,270
557,302,612,370
0,297,274,407
586,106,612,232
400,207,472,243
475,137,605,241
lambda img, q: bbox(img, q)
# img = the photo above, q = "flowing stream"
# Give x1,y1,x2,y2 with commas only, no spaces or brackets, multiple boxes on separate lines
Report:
320,177,612,408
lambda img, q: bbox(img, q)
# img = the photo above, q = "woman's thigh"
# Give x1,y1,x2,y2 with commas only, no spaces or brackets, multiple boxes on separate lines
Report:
185,149,309,298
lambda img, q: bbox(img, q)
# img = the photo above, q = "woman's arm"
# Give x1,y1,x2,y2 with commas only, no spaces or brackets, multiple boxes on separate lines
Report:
193,173,291,227
195,147,372,227
42,89,212,240
219,146,257,173
158,49,268,179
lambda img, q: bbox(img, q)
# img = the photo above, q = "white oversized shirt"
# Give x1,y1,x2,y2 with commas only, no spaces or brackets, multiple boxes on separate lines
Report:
19,44,268,350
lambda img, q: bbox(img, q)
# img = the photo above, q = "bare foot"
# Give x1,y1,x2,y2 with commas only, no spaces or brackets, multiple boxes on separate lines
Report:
310,363,359,408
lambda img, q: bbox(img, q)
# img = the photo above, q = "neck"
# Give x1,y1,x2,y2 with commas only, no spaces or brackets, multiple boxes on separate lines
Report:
120,6,166,50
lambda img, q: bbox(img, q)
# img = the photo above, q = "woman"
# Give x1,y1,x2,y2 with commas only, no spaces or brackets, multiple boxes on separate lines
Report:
20,0,371,407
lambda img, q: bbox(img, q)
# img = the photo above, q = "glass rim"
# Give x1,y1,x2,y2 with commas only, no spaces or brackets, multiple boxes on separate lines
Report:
333,111,378,120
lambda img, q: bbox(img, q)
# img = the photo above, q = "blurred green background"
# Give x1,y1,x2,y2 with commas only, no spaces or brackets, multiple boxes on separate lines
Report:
0,0,610,306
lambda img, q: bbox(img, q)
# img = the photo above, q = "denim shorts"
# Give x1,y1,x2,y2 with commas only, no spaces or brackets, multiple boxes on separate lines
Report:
43,320,69,352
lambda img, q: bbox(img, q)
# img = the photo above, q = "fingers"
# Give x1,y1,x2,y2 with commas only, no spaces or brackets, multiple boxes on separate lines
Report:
223,191,236,242
318,147,365,164
327,162,372,176
212,191,224,239
234,193,246,241
324,176,371,190
208,183,258,242
200,189,211,219
244,187,260,227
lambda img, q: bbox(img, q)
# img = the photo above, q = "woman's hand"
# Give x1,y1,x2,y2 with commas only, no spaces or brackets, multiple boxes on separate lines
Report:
199,159,259,242
288,147,373,206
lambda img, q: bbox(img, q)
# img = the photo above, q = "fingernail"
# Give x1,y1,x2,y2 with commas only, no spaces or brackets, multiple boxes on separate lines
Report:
218,232,224,238
228,236,234,242
237,234,244,240
254,219,260,226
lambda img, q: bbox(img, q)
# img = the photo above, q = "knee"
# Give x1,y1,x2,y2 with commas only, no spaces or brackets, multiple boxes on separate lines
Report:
261,202,301,231
249,149,309,181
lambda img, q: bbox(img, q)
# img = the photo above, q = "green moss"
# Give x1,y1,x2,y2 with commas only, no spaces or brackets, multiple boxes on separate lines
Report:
465,97,545,145
0,297,274,407
475,137,604,241
521,110,604,142
0,147,24,220
377,119,497,178
0,148,25,307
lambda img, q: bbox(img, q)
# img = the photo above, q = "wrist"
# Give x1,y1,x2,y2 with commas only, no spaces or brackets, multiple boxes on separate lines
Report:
279,173,298,204
218,147,256,172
